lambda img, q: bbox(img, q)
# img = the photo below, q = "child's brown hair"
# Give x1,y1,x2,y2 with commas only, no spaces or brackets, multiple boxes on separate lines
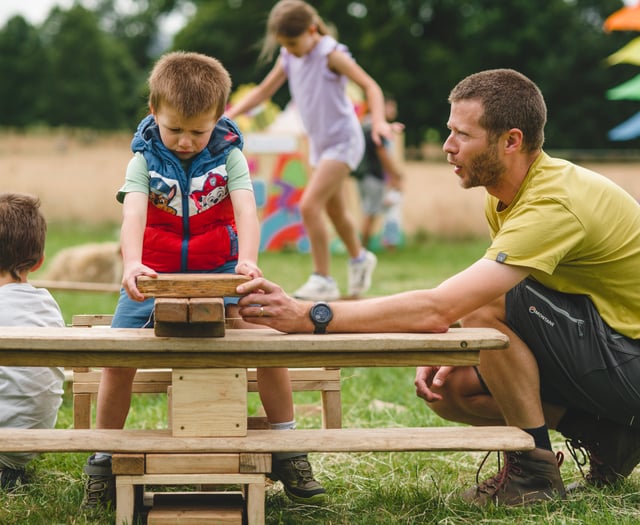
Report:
148,51,231,119
0,193,46,281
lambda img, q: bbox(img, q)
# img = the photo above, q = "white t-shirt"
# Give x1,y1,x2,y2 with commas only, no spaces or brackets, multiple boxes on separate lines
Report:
0,283,65,468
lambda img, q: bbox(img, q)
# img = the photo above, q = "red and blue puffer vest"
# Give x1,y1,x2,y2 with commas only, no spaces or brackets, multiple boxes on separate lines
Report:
131,114,244,272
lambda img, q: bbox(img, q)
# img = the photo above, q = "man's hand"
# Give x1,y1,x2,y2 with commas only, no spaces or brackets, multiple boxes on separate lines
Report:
236,277,311,333
414,365,454,403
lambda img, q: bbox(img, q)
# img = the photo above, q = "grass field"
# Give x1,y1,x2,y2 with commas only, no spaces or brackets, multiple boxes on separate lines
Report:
2,224,639,524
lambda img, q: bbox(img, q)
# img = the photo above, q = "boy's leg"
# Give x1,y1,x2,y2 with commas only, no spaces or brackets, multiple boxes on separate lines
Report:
82,292,153,513
95,368,137,428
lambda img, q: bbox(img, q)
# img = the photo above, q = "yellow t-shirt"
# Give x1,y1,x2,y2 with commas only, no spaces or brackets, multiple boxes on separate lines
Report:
484,151,640,339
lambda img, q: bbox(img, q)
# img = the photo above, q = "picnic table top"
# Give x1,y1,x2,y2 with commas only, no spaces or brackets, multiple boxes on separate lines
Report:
0,326,507,368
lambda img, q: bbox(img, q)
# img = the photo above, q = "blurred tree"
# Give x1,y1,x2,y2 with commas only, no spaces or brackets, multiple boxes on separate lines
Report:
173,0,633,149
172,1,277,102
40,5,138,129
0,16,49,127
0,0,635,150
91,0,182,68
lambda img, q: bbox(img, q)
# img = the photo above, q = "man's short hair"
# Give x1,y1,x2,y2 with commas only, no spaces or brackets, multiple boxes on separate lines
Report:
449,68,546,152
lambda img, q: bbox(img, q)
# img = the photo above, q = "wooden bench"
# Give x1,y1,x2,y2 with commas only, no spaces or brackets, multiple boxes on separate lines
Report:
70,314,342,430
0,426,534,524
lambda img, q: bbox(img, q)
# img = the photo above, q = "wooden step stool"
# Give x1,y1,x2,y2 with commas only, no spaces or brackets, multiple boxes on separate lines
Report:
113,452,269,525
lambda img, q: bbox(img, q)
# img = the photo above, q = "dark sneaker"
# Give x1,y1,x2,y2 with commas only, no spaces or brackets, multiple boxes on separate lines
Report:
269,454,326,504
462,448,566,506
561,413,640,489
0,467,27,490
81,454,115,513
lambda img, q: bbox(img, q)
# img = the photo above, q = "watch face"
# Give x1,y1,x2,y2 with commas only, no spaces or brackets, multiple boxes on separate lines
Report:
313,303,332,323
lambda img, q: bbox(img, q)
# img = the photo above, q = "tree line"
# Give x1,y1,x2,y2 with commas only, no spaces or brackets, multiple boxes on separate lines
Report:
0,0,637,150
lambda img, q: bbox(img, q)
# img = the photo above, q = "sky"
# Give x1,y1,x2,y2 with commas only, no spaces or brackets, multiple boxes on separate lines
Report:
0,0,74,25
0,0,189,35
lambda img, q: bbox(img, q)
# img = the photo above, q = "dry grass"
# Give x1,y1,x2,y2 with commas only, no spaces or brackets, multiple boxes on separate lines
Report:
3,130,640,239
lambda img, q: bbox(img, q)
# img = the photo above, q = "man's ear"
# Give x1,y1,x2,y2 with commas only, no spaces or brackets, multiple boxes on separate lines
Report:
504,128,523,152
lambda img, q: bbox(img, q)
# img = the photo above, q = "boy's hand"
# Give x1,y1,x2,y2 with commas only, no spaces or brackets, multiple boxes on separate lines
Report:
122,262,157,302
235,260,263,279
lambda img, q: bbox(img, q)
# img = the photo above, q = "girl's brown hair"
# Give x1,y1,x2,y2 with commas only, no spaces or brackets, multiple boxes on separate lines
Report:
259,0,330,62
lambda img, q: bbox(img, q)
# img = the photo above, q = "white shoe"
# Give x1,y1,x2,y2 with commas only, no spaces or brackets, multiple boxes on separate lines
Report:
293,274,341,301
348,250,377,297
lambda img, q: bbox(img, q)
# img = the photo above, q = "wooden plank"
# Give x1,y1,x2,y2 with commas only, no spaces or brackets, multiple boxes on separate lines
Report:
146,454,240,474
32,280,120,294
0,327,508,368
147,506,243,525
247,368,340,381
137,274,250,298
71,314,114,326
0,427,534,453
155,321,226,338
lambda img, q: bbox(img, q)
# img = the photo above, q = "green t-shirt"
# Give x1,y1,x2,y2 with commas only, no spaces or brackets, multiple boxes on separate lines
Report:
116,147,252,203
484,151,640,339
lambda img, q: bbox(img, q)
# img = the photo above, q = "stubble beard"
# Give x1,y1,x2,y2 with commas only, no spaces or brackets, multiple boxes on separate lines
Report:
462,143,506,189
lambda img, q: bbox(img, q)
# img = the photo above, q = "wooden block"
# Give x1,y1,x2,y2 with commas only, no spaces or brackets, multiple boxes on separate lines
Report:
239,453,271,473
146,491,244,508
154,298,189,323
146,453,240,474
189,298,224,323
147,506,242,525
112,454,145,475
137,274,250,298
171,369,247,437
247,416,269,430
154,321,225,338
71,314,114,327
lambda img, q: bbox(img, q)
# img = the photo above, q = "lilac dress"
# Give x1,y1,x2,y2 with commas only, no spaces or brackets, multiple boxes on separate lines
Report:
280,35,364,169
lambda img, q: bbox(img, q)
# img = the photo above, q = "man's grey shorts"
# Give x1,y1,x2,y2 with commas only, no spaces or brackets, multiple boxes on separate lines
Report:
481,278,640,427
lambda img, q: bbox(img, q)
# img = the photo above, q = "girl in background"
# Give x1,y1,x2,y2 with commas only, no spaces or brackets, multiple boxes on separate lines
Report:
227,0,397,301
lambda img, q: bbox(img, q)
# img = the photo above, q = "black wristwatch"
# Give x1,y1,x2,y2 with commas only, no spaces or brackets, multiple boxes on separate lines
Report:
309,301,333,334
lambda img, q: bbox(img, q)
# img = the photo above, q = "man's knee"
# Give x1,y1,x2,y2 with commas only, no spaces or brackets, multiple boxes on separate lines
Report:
461,295,506,328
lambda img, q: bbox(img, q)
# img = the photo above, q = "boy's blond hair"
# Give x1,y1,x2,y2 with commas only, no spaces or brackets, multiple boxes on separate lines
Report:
0,193,46,281
148,51,231,119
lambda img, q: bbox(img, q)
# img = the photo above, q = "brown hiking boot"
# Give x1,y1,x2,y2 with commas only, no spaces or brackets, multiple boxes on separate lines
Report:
461,448,566,506
561,413,640,489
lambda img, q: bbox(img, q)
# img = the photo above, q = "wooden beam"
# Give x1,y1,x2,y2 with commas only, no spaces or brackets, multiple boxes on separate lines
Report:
137,274,250,298
0,427,534,453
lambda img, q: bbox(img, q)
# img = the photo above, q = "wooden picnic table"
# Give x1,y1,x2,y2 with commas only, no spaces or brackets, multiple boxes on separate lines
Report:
0,325,507,368
0,325,517,525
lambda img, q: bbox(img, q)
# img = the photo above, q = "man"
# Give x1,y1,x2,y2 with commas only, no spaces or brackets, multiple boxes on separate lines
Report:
235,69,640,506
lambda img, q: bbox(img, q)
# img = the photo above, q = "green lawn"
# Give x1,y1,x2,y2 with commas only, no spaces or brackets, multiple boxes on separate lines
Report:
3,224,638,524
